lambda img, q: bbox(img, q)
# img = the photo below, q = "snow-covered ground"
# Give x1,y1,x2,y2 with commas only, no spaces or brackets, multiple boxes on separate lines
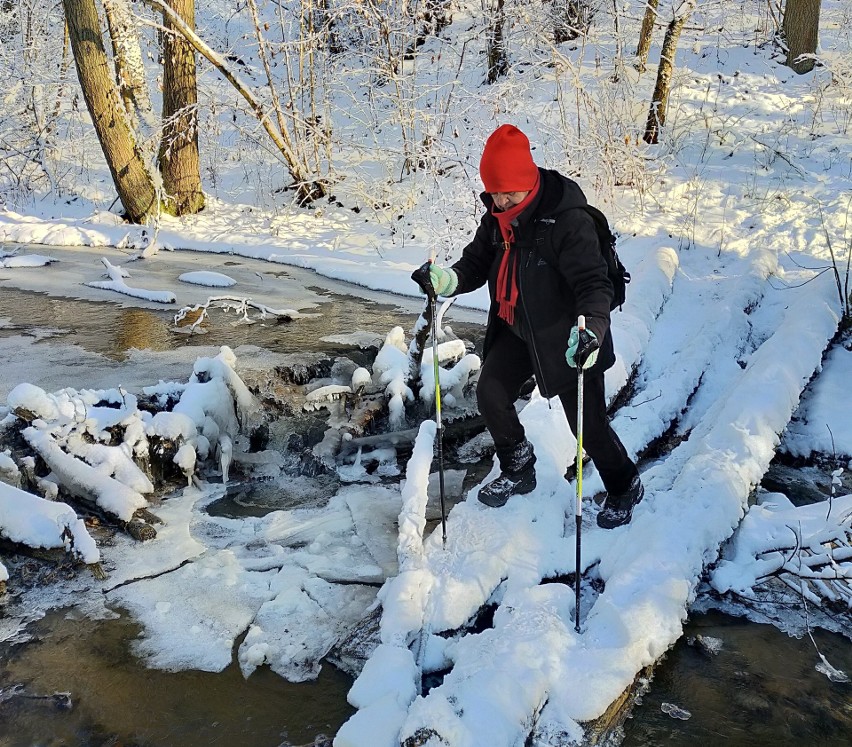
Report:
2,1,852,745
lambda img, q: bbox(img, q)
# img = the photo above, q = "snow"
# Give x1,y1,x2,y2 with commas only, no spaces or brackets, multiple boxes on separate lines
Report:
0,253,57,268
1,1,851,745
86,257,177,304
711,491,852,595
0,480,99,564
177,270,236,287
782,344,852,461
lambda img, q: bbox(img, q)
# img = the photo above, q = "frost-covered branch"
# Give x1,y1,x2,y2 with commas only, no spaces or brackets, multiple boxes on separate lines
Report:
172,295,298,333
86,257,176,303
136,0,329,203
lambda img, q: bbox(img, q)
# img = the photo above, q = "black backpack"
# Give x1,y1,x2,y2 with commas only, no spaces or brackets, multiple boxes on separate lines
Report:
535,205,631,311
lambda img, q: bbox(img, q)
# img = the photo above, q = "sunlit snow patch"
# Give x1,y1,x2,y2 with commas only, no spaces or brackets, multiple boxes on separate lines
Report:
0,254,58,268
178,271,237,288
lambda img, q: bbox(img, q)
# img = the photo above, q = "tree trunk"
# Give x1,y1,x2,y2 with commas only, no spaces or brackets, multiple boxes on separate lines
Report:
62,0,160,223
486,0,507,84
158,0,204,215
783,0,821,74
102,0,153,123
554,1,596,44
643,7,691,145
635,0,659,72
141,0,326,205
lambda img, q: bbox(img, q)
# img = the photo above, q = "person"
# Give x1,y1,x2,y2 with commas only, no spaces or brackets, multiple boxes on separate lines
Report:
424,124,643,529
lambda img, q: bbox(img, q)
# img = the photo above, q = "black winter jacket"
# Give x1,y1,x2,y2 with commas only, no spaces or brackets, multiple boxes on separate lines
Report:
451,168,614,398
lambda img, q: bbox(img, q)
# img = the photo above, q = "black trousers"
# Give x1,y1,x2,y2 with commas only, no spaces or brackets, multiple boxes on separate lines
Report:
476,326,638,495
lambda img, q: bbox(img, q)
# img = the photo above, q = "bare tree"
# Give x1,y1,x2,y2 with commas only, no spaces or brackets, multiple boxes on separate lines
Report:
62,0,160,222
643,1,694,144
635,0,659,72
553,1,597,44
158,0,205,215
141,0,328,205
783,0,821,74
486,0,508,83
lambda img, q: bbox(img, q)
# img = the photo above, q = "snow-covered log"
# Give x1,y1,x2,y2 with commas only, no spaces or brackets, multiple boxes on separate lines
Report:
23,427,148,522
0,480,99,564
86,257,177,303
711,491,852,611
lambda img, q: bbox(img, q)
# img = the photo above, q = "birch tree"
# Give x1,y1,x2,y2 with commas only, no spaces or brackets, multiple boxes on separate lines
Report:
102,0,153,124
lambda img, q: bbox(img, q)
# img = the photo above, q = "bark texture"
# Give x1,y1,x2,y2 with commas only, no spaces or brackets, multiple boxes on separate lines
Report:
643,8,690,144
158,0,205,215
783,0,821,74
63,0,159,223
635,0,659,72
102,0,153,121
486,0,507,83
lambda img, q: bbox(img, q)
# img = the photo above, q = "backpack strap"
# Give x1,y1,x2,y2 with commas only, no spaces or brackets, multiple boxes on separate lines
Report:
534,217,558,267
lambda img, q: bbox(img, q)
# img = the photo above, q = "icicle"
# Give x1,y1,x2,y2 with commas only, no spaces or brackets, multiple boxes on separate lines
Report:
219,434,233,485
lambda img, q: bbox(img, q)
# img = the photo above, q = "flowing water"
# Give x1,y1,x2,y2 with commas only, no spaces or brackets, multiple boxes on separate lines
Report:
1,264,850,746
0,609,353,747
2,607,849,746
622,610,852,746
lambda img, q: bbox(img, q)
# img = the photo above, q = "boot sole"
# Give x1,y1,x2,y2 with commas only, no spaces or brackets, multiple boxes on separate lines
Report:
477,474,537,508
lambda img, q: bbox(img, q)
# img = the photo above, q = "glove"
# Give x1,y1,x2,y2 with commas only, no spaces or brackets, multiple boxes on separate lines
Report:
566,325,600,369
429,264,458,297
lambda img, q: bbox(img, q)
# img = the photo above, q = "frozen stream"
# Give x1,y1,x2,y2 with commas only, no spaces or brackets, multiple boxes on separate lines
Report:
0,246,850,745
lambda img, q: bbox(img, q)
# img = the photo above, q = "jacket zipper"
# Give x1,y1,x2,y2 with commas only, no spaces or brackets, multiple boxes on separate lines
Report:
518,243,552,401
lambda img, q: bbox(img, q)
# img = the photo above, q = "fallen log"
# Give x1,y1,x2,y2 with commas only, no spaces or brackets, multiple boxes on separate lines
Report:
0,539,106,582
327,605,382,678
337,413,486,461
22,427,148,523
577,665,655,745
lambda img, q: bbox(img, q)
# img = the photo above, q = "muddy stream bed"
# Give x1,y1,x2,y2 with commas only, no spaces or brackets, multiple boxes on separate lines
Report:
0,280,850,746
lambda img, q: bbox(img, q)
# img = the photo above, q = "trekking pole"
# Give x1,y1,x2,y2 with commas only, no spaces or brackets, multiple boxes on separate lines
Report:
574,315,586,634
411,260,448,547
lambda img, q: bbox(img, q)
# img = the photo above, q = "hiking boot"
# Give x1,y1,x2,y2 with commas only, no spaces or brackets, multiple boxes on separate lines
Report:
478,439,537,508
596,474,644,529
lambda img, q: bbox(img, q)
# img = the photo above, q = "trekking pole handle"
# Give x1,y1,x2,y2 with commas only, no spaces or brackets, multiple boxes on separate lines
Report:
411,260,437,301
578,314,585,331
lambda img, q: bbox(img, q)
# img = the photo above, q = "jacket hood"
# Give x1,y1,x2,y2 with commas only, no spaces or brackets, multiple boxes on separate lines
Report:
480,168,587,218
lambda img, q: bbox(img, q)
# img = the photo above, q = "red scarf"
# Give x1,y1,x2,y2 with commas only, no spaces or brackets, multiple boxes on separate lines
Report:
493,174,540,325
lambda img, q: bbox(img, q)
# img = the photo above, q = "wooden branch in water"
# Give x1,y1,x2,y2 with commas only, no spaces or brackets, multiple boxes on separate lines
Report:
407,300,433,390
0,537,106,580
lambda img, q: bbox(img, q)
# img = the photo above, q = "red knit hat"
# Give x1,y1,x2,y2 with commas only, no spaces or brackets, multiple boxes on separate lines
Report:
479,124,539,193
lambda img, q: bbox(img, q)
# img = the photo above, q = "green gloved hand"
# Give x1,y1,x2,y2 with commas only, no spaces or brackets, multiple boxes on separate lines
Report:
566,325,600,369
429,264,458,297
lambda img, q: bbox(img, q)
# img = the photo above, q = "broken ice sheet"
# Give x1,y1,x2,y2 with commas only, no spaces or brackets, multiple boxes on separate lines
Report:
661,702,691,720
815,653,850,683
688,634,724,656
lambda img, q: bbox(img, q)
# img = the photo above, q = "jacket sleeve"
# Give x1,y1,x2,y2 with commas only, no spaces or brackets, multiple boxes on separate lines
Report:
553,208,613,344
449,214,496,294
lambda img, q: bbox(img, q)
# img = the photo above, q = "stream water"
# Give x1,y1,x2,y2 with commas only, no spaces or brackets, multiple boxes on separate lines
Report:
0,274,850,746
